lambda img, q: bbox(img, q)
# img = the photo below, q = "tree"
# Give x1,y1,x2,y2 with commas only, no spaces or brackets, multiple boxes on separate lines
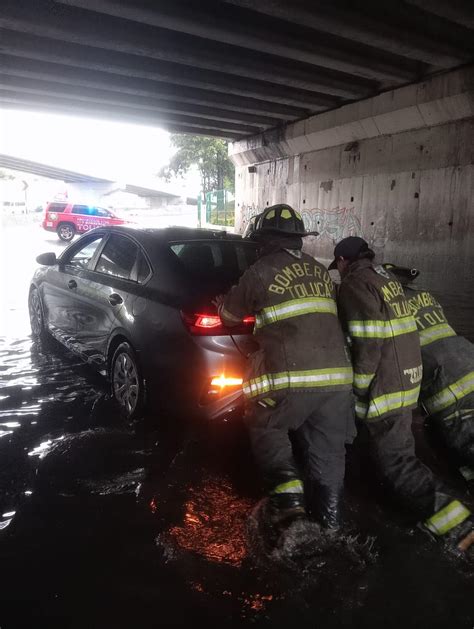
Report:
159,135,235,194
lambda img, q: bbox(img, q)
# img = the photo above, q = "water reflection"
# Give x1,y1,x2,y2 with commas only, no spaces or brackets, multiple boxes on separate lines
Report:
0,335,105,441
0,514,15,530
28,436,65,459
165,474,253,567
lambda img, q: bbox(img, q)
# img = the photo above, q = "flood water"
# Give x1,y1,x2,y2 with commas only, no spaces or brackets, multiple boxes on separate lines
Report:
0,221,473,628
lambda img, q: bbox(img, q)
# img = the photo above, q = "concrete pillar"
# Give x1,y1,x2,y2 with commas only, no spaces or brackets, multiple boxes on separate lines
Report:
229,66,474,337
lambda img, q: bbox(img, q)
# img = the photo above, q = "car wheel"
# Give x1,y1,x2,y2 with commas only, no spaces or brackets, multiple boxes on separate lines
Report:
110,342,144,421
29,287,47,339
57,222,75,242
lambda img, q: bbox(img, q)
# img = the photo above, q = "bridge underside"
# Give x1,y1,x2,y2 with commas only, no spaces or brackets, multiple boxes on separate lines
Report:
1,0,474,138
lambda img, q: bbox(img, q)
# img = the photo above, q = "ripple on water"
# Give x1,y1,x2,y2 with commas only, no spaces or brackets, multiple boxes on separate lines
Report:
0,335,105,437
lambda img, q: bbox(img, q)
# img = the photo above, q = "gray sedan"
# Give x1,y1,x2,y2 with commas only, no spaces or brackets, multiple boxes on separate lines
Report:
28,226,258,421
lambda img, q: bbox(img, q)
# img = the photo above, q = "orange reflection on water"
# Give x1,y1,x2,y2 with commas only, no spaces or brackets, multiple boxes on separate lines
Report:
167,475,253,566
244,593,274,613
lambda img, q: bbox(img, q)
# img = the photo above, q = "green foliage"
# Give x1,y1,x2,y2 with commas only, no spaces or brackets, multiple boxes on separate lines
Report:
205,191,235,226
159,135,235,194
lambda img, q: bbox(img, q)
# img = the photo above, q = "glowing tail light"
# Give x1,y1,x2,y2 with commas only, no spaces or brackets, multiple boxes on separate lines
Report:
210,375,243,388
201,373,244,404
181,311,255,336
195,314,222,329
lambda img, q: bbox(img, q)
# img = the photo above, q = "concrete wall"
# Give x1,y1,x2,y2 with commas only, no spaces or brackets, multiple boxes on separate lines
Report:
230,66,474,338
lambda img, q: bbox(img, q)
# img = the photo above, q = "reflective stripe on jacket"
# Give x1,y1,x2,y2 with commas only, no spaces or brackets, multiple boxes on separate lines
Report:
404,288,456,347
338,259,422,421
405,287,474,420
222,248,353,400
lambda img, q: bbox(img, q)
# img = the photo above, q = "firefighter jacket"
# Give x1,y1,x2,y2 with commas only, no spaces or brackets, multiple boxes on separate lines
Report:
220,248,353,400
337,258,422,421
405,287,474,421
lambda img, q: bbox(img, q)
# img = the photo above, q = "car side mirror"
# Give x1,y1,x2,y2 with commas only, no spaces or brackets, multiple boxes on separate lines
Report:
36,252,58,266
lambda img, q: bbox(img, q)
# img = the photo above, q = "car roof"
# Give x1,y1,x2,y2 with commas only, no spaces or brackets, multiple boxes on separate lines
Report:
100,225,247,244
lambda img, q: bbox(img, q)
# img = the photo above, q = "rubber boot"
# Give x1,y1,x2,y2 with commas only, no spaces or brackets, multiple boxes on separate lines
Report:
268,492,306,529
259,492,306,550
309,484,344,530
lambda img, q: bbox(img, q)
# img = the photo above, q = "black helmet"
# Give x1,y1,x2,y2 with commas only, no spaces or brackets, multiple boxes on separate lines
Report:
253,204,312,237
383,263,420,284
242,212,263,239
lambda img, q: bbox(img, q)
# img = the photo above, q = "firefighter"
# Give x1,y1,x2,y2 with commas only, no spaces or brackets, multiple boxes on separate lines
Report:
215,204,355,537
330,236,473,553
384,264,474,490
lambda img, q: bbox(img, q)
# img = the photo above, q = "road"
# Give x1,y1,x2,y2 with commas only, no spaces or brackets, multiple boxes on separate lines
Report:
0,219,473,628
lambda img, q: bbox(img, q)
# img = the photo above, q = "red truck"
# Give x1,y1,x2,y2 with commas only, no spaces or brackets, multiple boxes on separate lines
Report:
42,202,128,241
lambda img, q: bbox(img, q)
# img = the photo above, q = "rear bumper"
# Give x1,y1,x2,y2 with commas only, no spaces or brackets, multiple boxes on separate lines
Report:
42,222,56,232
197,388,245,422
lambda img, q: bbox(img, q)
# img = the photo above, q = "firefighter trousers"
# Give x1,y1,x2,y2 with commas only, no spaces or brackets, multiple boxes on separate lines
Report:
246,390,355,511
363,410,441,516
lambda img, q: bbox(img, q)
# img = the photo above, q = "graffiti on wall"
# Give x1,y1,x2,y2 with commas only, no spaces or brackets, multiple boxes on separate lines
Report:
240,203,260,234
239,203,361,244
301,206,361,243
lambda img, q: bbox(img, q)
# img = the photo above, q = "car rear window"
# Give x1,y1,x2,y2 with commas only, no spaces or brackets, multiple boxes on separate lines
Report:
169,240,257,284
47,203,67,212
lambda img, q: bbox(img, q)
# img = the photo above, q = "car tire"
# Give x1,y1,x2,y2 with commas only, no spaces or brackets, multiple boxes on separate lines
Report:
110,342,144,422
28,287,48,340
57,222,75,242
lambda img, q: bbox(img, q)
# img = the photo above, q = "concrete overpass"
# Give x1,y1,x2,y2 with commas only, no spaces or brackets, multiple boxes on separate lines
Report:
1,1,473,139
0,153,115,184
0,153,182,207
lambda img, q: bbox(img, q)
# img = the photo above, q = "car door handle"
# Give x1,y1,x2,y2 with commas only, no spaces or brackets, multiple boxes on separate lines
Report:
68,279,77,289
108,293,123,306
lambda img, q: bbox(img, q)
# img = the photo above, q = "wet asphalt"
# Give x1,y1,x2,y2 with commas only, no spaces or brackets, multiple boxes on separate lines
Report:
0,220,473,628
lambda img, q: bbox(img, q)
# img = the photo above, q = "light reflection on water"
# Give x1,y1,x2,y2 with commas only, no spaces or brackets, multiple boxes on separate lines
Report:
158,472,279,618
0,335,103,441
27,435,65,459
0,333,106,532
165,474,253,567
0,515,15,530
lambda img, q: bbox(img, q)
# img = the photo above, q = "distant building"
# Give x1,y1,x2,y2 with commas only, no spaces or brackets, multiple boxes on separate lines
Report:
100,184,182,211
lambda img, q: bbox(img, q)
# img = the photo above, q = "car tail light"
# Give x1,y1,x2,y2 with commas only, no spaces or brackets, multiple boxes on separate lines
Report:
181,311,255,336
201,374,244,404
210,375,243,387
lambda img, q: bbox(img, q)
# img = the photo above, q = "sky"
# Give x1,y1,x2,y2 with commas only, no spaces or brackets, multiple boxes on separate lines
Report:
0,108,200,194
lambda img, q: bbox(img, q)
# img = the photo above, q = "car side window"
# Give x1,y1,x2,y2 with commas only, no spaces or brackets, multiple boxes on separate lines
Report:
96,207,111,217
95,235,138,280
66,236,103,270
72,205,89,215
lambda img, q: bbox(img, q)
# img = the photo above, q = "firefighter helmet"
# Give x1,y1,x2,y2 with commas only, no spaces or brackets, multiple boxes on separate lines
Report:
242,212,263,239
383,263,420,283
253,204,311,237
